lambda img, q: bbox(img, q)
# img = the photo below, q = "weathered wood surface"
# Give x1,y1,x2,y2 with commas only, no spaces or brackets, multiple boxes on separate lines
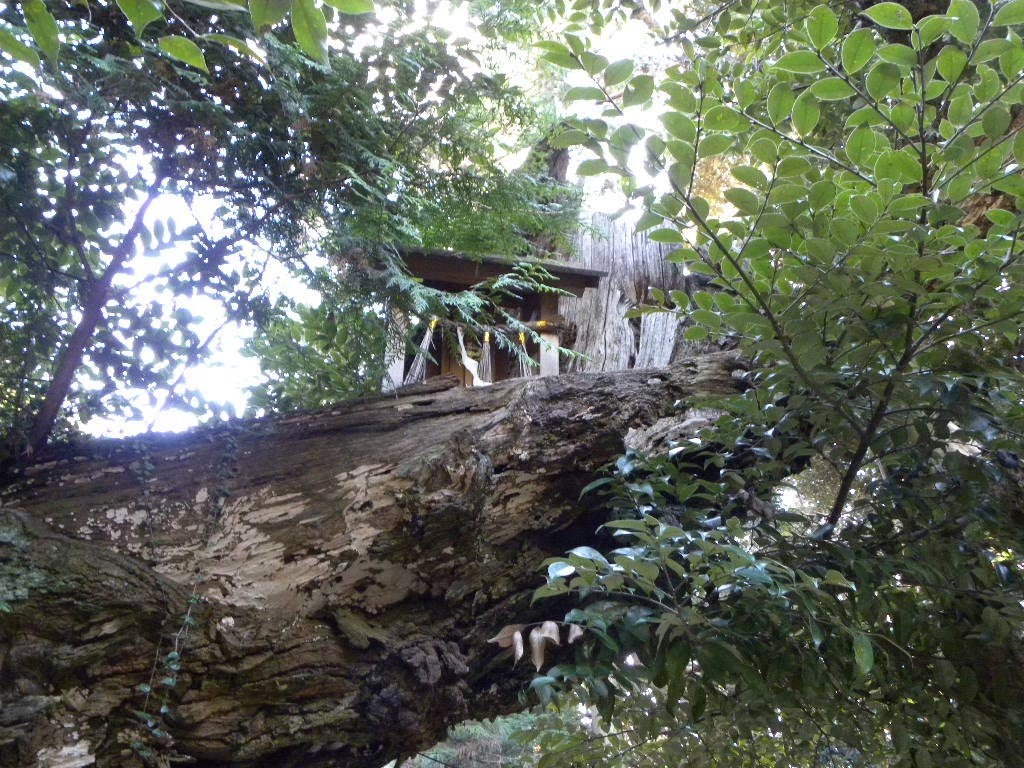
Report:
0,353,744,768
559,214,711,373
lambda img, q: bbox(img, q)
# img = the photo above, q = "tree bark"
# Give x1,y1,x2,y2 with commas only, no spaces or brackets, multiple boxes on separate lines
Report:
0,353,745,768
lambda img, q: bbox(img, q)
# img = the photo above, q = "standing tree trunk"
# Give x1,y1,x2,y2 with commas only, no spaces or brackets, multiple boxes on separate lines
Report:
0,354,745,768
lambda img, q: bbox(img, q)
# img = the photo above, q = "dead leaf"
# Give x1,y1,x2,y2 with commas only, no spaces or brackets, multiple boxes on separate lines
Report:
487,624,526,648
536,621,561,645
567,623,584,644
529,627,547,670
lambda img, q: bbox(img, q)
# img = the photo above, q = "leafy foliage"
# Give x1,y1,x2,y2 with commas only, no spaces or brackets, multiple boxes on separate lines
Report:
530,0,1024,765
0,0,576,459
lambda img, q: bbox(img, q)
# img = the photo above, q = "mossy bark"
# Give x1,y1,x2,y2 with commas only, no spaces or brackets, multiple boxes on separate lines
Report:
0,354,745,768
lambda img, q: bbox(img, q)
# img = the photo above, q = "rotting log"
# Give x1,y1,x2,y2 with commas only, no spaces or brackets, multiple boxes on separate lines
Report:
0,353,745,768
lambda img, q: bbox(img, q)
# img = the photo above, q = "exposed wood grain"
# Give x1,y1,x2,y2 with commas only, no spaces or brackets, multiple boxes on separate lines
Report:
0,353,745,768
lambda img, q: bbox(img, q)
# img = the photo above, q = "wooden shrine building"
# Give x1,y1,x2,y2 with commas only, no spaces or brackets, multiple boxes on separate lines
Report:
386,250,605,389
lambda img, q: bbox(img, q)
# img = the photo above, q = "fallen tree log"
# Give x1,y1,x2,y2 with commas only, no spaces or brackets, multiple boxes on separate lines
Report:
0,353,745,768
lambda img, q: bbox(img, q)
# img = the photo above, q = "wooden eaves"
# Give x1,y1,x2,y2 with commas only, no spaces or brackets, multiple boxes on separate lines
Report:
400,249,606,297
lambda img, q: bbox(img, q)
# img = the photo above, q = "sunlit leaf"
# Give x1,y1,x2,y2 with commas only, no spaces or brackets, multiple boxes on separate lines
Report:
22,0,58,62
291,0,328,64
862,2,913,29
158,35,208,72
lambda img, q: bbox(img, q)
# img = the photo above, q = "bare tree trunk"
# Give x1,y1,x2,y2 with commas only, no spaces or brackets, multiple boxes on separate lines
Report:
0,354,745,768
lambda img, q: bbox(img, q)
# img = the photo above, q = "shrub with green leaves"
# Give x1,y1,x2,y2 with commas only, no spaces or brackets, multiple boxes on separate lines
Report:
532,1,1024,766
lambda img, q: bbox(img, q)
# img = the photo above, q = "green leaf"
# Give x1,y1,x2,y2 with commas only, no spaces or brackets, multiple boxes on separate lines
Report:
203,33,266,63
810,77,856,100
865,61,901,100
22,0,58,62
792,90,820,136
604,59,634,87
291,0,328,64
724,187,761,214
809,179,837,208
249,0,290,32
623,75,655,107
698,134,732,156
565,86,606,101
842,28,877,74
993,0,1024,25
862,2,914,29
0,26,40,67
806,4,839,49
853,633,874,674
577,158,609,175
182,0,246,11
703,105,748,131
916,14,950,45
1014,126,1024,163
935,44,968,81
116,0,163,33
850,194,879,222
767,83,795,124
774,50,826,73
732,165,768,188
947,0,980,42
549,128,589,148
662,113,695,141
878,43,917,66
982,102,1011,138
158,35,208,71
323,0,372,13
975,38,1012,61
649,228,685,243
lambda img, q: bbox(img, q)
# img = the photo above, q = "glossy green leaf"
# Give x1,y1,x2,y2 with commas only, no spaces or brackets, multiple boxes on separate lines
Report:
947,0,980,42
806,4,839,49
22,0,58,62
862,2,914,29
878,43,917,66
774,50,826,73
842,28,877,74
935,45,968,81
865,61,901,100
810,77,856,100
982,102,1011,138
767,83,795,124
291,0,328,64
850,194,879,222
792,90,820,135
993,0,1024,25
158,35,208,71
